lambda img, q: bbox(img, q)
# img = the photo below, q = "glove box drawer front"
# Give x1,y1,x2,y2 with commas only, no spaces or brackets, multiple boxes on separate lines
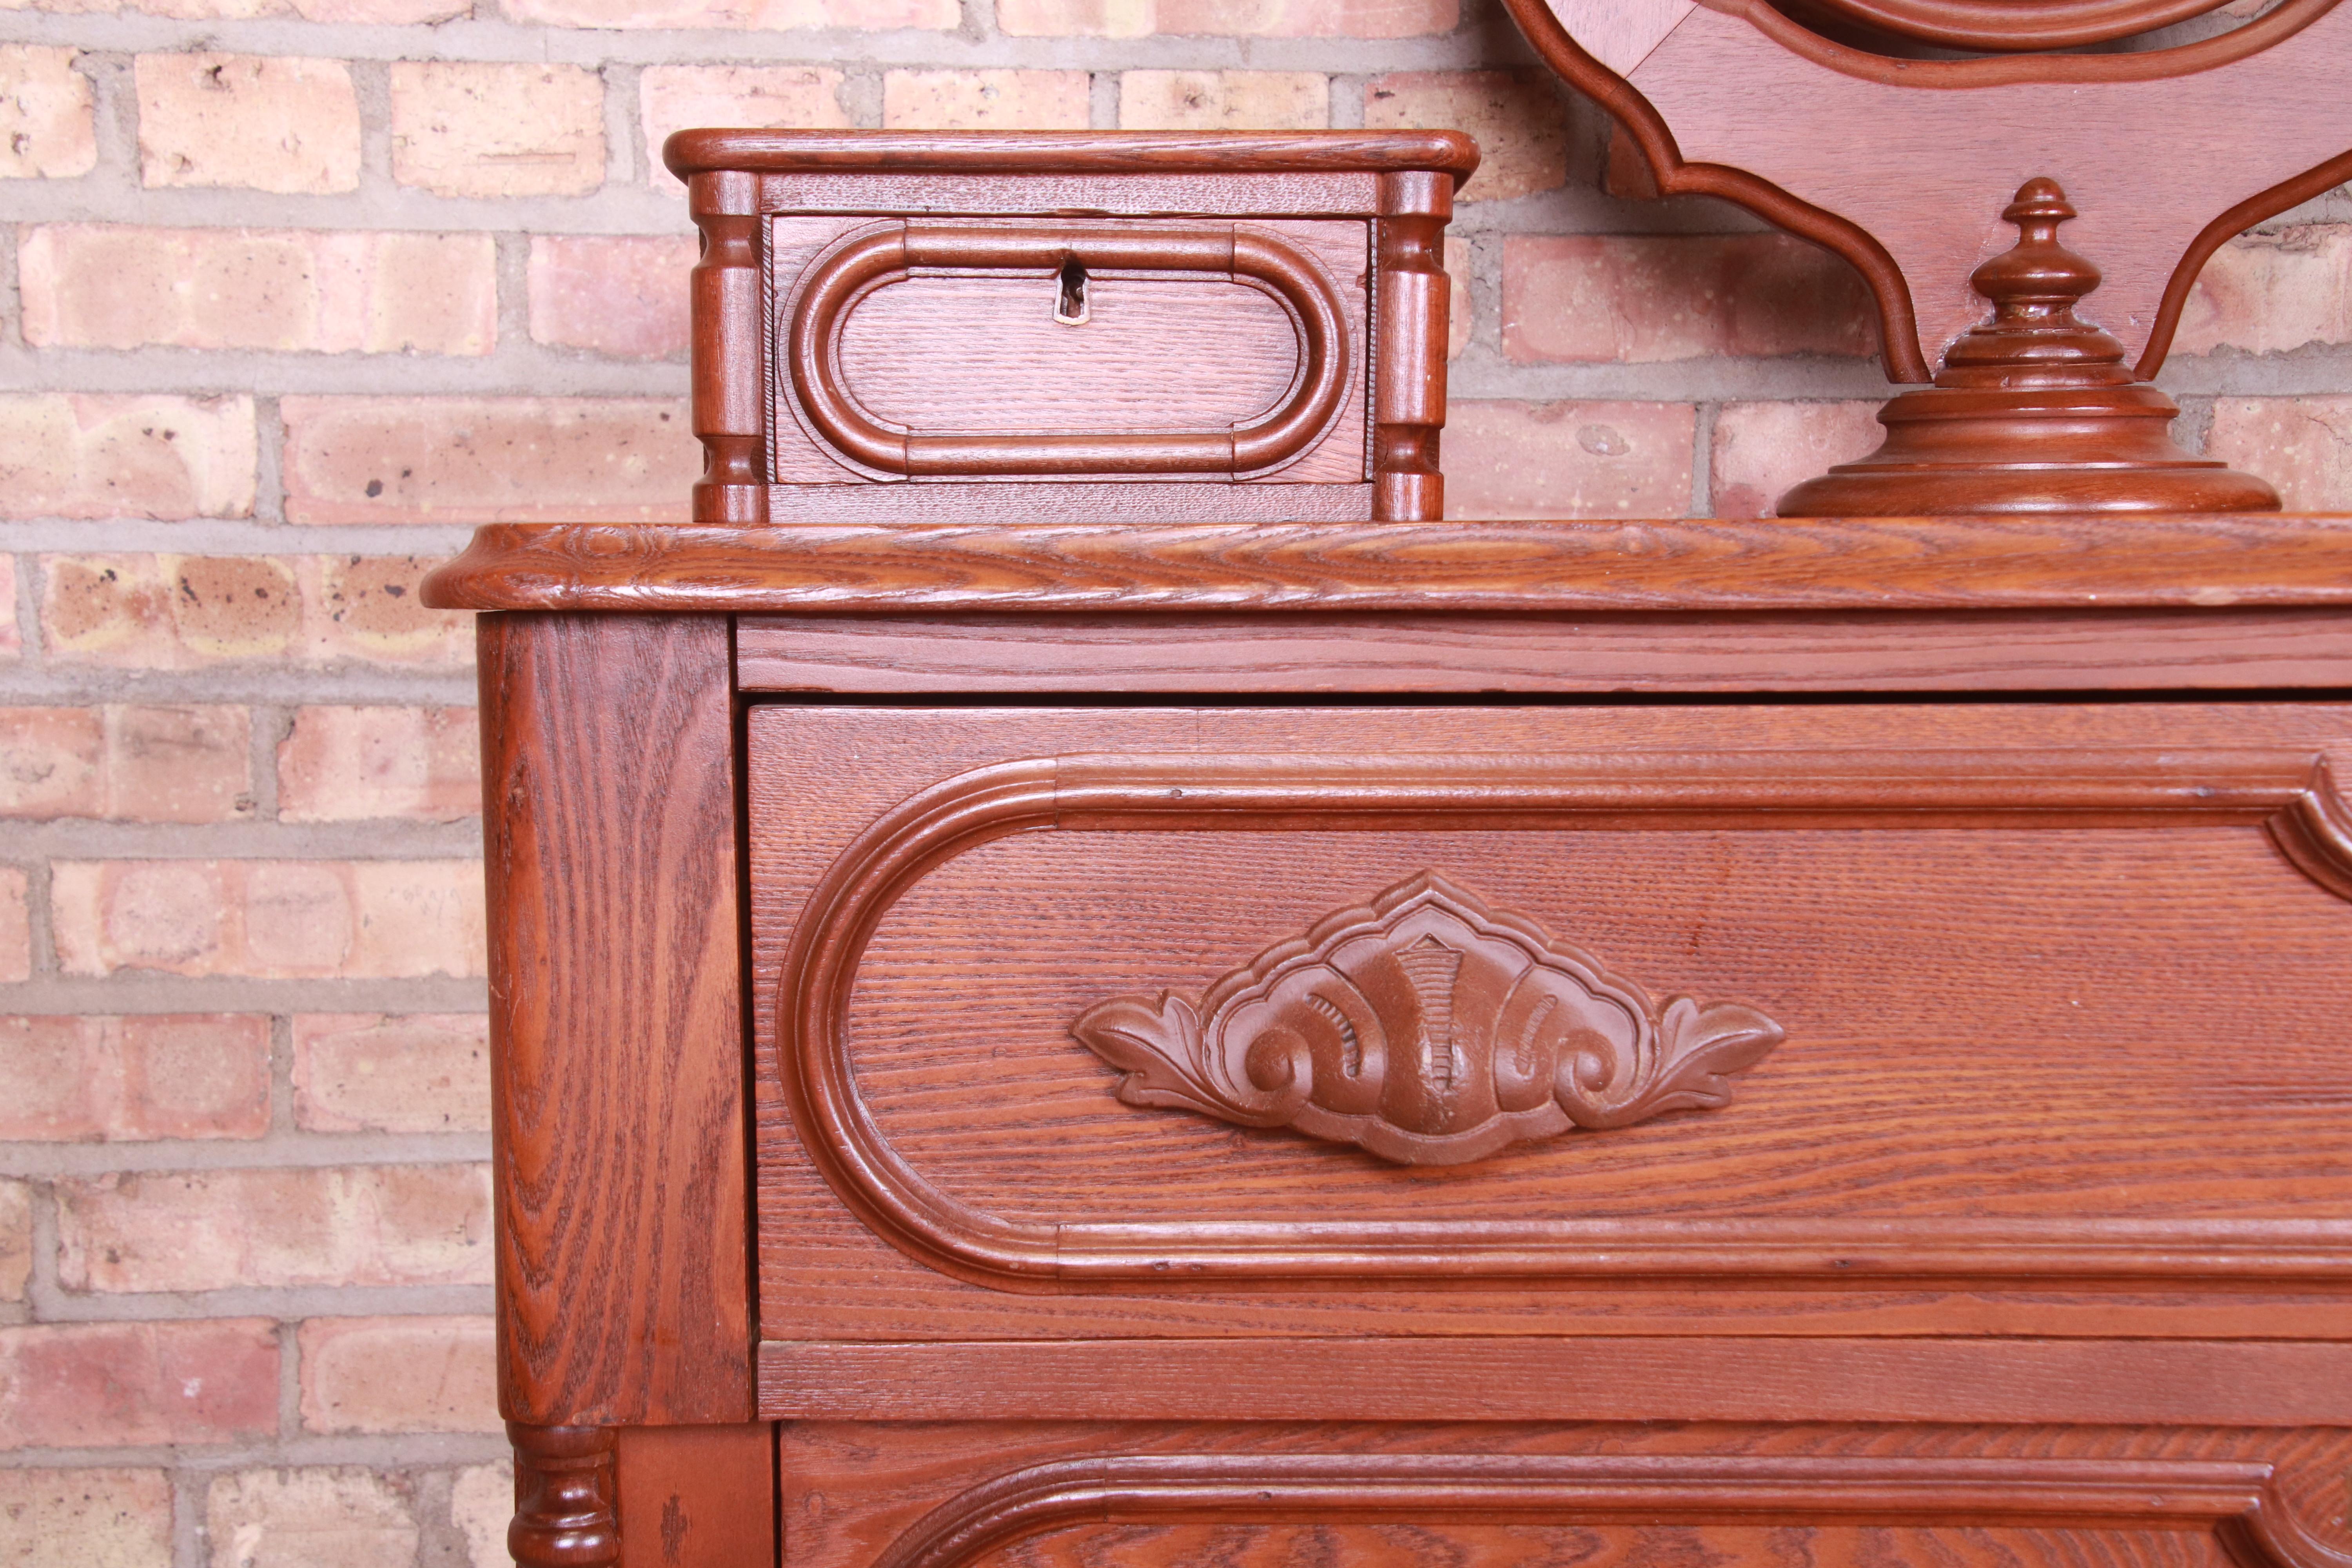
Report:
747,701,2352,1343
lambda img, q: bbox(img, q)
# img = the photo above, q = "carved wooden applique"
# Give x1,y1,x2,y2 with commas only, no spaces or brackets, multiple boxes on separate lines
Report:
1071,872,1783,1165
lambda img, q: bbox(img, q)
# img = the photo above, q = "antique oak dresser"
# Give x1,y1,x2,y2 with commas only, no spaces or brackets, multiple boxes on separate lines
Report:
422,38,2352,1568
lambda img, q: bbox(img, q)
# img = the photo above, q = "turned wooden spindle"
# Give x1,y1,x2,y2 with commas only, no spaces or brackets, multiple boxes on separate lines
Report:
1778,178,2281,516
508,1422,620,1568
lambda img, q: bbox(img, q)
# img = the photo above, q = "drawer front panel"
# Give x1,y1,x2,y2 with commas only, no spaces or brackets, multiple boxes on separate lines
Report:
748,704,2352,1339
768,216,1369,491
778,1422,2352,1568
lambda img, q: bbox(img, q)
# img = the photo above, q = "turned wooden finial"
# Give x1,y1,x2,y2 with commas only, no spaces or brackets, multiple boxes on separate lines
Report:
1938,178,2133,388
1775,176,2280,515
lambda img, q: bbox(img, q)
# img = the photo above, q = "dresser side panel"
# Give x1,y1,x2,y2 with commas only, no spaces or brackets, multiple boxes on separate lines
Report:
481,612,752,1425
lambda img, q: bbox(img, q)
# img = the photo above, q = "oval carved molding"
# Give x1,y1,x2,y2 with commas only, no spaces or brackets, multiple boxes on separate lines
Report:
783,220,1353,481
870,1453,2352,1568
1073,870,1783,1165
1788,0,2241,52
773,747,2352,1290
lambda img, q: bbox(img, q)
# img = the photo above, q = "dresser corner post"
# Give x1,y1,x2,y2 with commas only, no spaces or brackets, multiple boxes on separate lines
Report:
507,1420,619,1568
477,610,755,1449
1373,168,1454,523
689,169,768,524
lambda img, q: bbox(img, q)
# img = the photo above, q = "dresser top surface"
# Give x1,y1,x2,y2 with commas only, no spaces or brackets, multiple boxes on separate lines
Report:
419,515,2352,616
661,128,1483,184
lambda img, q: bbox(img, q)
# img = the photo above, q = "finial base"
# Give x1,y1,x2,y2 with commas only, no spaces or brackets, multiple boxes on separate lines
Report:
1778,379,2282,516
1778,176,2283,517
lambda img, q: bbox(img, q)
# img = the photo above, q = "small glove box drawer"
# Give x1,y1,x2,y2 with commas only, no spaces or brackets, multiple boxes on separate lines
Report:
663,130,1479,526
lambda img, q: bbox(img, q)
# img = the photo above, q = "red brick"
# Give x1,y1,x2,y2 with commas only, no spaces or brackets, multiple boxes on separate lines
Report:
298,1316,498,1434
0,559,18,661
294,1014,489,1133
390,62,604,199
51,859,485,979
0,869,26,985
135,53,359,193
280,397,697,524
0,1321,278,1449
43,555,290,666
0,1015,272,1141
41,554,470,671
0,707,95,817
1443,399,1696,519
1710,400,1885,519
0,46,97,179
0,706,251,821
113,706,254,821
1117,70,1328,129
640,65,849,185
2209,397,2352,511
882,70,1092,130
450,1464,511,1568
1365,72,1562,203
205,1468,417,1568
277,706,477,823
1001,0,1455,36
239,0,469,18
1446,235,1471,359
0,395,254,520
0,1181,27,1302
58,1164,492,1293
20,226,496,355
0,1469,172,1565
527,236,695,359
1504,234,1875,363
507,0,953,25
22,0,467,15
2174,225,2352,357
312,556,476,666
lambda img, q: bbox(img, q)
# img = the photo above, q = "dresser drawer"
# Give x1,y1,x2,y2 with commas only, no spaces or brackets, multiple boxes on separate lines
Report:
747,702,2352,1344
667,131,1477,528
777,1420,2352,1568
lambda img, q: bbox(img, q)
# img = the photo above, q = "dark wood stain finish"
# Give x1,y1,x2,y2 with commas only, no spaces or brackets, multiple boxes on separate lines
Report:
478,613,750,1428
1069,869,1783,1166
663,131,1475,528
508,1421,620,1568
615,1425,776,1568
1503,0,2352,511
421,516,2352,616
456,91,2352,1568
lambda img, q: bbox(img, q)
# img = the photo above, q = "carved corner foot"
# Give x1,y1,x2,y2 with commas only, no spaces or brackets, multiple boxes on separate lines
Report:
509,1421,619,1567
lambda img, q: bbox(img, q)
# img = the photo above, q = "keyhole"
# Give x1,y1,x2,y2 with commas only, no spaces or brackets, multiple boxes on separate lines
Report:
1054,257,1089,325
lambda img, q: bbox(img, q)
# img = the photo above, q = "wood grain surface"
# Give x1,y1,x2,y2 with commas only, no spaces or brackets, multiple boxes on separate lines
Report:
508,1421,619,1567
416,517,2352,615
1786,0,2238,51
662,130,1481,183
1510,0,2352,380
686,170,764,526
615,1425,773,1568
777,1422,2352,1568
746,701,2352,1340
755,1337,2352,1425
733,609,2352,693
479,613,750,1426
766,216,1369,493
875,1455,2352,1568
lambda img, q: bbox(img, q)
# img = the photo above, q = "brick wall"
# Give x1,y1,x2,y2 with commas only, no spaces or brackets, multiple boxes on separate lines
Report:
0,0,2347,1560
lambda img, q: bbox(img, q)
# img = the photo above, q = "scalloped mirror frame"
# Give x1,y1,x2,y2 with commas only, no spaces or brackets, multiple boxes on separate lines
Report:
1505,0,2352,512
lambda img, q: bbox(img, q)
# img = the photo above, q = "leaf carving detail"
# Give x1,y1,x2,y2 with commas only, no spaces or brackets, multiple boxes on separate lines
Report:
1070,872,1785,1166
